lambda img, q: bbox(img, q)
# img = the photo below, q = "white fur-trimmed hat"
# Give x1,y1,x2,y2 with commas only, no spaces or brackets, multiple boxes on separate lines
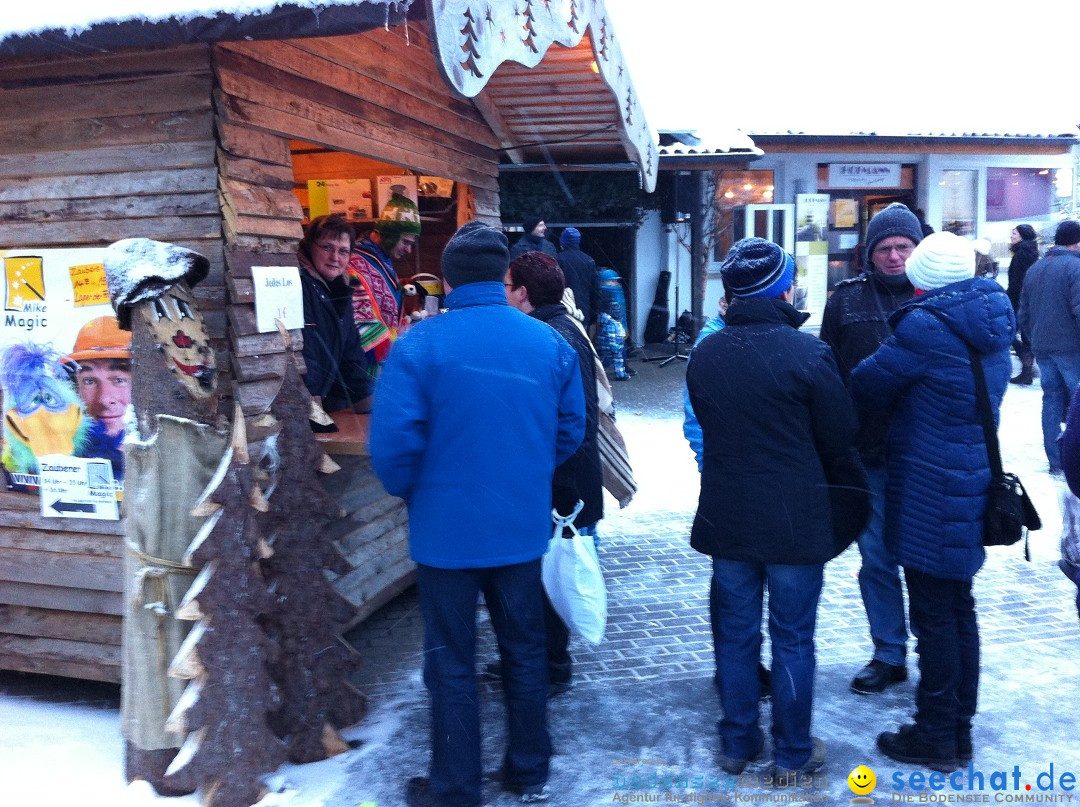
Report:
905,232,976,291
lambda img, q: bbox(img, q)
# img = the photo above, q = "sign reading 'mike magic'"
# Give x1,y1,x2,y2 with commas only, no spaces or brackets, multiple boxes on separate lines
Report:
828,163,902,188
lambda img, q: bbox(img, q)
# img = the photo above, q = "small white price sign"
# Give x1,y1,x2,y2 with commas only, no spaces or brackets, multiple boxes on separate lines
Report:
252,265,304,333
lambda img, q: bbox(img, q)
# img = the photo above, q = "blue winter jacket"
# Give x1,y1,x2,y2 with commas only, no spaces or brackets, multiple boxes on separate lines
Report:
850,277,1015,580
682,315,726,471
370,282,586,569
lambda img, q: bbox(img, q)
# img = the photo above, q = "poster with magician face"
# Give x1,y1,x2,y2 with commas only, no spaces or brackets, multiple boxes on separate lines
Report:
0,247,131,503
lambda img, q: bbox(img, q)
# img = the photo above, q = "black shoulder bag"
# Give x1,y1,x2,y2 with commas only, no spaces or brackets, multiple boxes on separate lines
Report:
923,308,1041,558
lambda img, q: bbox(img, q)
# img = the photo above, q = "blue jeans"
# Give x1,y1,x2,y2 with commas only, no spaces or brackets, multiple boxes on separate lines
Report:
1036,353,1080,469
416,561,551,807
857,467,908,666
711,558,824,770
904,568,979,752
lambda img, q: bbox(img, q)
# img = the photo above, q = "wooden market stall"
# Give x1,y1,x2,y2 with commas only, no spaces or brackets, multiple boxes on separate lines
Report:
0,0,656,682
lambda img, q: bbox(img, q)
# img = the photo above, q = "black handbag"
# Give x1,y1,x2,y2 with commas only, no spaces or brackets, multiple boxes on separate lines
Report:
961,337,1041,557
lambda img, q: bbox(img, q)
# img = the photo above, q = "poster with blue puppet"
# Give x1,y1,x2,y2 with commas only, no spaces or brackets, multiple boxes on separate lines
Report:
1,248,131,507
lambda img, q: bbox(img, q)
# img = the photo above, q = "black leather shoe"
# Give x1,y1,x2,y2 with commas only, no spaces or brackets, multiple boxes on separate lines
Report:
851,659,907,694
877,725,959,772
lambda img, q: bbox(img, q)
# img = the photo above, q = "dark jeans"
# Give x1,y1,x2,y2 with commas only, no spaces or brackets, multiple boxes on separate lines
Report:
711,558,824,770
417,561,551,807
857,468,908,666
904,568,980,754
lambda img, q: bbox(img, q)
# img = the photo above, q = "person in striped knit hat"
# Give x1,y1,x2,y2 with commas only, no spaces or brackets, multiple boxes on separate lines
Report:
349,187,422,365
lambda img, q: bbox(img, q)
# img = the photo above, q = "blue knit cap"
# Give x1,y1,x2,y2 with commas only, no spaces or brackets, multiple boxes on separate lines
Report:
560,227,581,248
598,268,620,283
720,238,795,299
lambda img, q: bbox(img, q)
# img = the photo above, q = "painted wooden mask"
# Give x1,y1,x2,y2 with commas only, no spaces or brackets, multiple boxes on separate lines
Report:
138,283,216,399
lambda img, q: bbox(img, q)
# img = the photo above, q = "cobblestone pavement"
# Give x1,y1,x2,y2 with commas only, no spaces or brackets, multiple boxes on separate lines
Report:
342,353,1080,807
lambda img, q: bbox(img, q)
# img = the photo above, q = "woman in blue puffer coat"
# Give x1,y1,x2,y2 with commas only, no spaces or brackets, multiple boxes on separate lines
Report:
850,232,1015,773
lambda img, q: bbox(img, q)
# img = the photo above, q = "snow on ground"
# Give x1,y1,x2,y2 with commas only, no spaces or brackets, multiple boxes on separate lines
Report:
0,359,1076,806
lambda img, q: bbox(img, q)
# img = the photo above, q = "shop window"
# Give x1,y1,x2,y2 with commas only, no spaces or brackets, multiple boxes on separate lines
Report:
941,169,977,236
712,170,775,261
986,168,1053,222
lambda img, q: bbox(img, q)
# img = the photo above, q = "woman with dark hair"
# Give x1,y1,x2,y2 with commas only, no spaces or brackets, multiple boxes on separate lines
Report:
1008,224,1040,385
297,215,373,415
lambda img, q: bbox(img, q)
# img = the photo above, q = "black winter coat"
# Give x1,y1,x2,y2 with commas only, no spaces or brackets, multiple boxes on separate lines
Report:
533,304,604,529
299,265,372,410
509,233,558,260
1006,238,1039,313
819,272,914,467
686,297,863,565
1018,246,1080,357
556,247,601,328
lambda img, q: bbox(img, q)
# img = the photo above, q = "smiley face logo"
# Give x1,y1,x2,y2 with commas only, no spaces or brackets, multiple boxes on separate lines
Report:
848,765,876,795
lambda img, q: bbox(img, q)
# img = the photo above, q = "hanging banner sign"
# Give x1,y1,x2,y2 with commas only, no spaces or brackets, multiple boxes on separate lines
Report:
795,194,830,330
828,164,902,188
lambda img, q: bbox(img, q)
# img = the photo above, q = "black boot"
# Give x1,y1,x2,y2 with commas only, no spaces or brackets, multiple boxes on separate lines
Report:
877,724,959,772
1010,368,1034,385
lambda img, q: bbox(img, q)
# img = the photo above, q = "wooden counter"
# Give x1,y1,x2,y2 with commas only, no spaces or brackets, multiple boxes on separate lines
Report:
317,411,416,630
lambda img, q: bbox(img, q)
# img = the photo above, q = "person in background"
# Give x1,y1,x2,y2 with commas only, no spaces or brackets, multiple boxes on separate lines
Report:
556,227,601,330
62,316,133,482
972,238,998,279
510,215,558,260
820,202,922,695
1018,220,1080,473
501,250,603,696
687,238,861,785
297,215,373,416
597,268,634,380
1007,224,1040,385
349,190,421,364
851,231,1014,771
370,222,585,807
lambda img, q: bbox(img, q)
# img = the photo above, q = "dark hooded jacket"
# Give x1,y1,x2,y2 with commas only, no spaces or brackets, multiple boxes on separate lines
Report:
850,277,1015,581
532,303,603,529
819,271,915,467
686,297,863,565
509,233,557,260
556,247,601,328
1006,238,1040,313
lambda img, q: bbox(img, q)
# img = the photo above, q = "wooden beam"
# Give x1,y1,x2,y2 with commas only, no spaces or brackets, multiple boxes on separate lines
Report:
0,110,215,156
0,73,212,124
0,140,216,180
0,166,219,203
0,581,122,615
214,91,498,191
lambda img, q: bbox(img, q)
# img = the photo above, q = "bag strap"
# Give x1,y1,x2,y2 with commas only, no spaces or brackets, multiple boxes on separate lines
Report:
919,307,1003,475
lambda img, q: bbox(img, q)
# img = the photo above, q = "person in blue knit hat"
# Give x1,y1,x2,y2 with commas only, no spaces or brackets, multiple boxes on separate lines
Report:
597,268,632,379
820,201,924,697
686,237,866,785
557,226,601,330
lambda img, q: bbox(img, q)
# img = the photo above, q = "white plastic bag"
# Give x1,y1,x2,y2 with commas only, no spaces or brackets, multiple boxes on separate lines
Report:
541,502,607,645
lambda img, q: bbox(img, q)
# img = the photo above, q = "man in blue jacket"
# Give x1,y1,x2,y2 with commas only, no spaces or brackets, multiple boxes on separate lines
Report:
371,221,586,807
